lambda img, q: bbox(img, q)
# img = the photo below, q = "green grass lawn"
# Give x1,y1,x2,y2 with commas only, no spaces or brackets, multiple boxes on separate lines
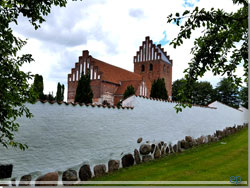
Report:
84,126,248,186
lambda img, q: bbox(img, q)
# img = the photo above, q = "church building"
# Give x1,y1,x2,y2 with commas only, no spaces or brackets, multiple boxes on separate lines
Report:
67,36,173,105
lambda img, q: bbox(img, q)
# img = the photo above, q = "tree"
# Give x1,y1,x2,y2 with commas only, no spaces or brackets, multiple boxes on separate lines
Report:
239,86,248,109
123,85,135,100
30,74,45,100
56,82,64,102
75,72,93,104
167,0,248,111
214,78,240,108
150,78,168,100
172,79,214,105
0,0,67,150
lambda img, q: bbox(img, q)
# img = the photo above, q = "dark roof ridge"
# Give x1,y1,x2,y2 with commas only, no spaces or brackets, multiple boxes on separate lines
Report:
35,99,134,110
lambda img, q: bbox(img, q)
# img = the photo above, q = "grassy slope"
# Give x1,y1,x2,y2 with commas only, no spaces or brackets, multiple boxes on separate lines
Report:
90,127,248,185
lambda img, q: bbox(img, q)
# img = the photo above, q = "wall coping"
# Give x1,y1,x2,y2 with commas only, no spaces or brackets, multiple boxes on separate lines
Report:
36,99,134,110
134,95,217,110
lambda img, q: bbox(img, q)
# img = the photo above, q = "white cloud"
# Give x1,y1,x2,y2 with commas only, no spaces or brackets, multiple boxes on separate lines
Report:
12,0,242,100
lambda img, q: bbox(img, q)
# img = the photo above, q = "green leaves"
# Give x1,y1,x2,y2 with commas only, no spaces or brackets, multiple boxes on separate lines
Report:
75,71,93,104
167,0,247,112
123,85,135,100
150,78,168,100
0,0,68,150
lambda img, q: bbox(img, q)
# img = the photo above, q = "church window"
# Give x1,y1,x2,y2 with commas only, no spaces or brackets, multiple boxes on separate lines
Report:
94,70,97,79
76,70,78,81
69,77,71,82
141,64,145,72
90,66,93,80
83,61,86,75
149,64,153,71
163,64,166,72
98,75,101,79
73,73,75,81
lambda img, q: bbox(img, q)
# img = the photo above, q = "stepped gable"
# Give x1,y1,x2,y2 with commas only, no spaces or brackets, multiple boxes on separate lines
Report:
92,58,142,84
133,36,173,65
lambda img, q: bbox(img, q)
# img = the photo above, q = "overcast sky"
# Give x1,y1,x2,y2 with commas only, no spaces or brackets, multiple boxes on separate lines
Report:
12,0,244,99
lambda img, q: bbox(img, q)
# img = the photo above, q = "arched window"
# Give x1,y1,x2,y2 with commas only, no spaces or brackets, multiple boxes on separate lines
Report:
141,64,145,72
149,64,153,71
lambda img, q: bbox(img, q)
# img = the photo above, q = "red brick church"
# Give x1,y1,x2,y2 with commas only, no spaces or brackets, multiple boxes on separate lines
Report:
67,36,173,105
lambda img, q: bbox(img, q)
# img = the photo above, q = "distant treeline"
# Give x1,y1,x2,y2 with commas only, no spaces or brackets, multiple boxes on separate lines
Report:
172,78,248,109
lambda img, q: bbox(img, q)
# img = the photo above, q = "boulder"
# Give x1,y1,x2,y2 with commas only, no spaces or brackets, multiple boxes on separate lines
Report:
134,149,141,164
196,136,205,145
173,144,177,153
62,169,78,185
108,160,120,173
79,164,92,181
19,174,32,186
0,164,13,179
94,164,106,177
158,143,162,150
169,144,174,153
137,137,143,143
161,147,165,156
151,144,155,153
142,155,152,162
165,146,169,154
154,146,161,159
122,154,134,168
185,136,193,143
35,172,58,186
139,144,151,155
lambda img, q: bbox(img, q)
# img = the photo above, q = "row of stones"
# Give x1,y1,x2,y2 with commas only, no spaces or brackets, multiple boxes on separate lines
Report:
135,95,217,109
38,100,134,110
4,123,248,186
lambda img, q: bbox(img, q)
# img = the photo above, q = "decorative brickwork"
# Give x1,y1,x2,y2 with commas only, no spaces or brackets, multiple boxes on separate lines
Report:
67,36,173,105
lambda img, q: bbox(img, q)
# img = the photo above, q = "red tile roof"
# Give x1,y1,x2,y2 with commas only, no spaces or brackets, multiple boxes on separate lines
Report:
115,80,142,95
92,58,142,84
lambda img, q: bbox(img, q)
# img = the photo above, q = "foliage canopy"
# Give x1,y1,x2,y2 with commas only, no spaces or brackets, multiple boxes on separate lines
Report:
123,85,135,100
167,0,248,111
75,71,93,104
150,78,168,100
0,0,67,149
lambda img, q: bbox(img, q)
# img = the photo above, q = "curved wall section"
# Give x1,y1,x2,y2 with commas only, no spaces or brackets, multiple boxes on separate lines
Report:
0,98,248,179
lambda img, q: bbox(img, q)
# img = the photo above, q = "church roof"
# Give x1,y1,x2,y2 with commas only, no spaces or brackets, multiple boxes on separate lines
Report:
92,58,142,85
114,80,142,95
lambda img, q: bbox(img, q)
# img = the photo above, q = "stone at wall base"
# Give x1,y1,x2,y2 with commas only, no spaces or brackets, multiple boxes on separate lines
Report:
62,169,78,186
122,154,134,168
35,172,58,186
0,164,13,179
94,164,106,178
108,160,120,173
79,165,92,181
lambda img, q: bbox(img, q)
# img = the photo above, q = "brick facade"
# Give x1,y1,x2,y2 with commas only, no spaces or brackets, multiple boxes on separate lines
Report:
67,36,173,105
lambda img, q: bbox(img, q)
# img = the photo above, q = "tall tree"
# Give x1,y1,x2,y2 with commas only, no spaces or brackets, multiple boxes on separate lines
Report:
31,74,44,100
61,84,65,101
0,0,67,150
123,85,135,100
239,86,248,109
56,82,65,102
150,78,168,100
75,71,93,104
214,78,240,108
56,83,61,102
167,0,248,111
